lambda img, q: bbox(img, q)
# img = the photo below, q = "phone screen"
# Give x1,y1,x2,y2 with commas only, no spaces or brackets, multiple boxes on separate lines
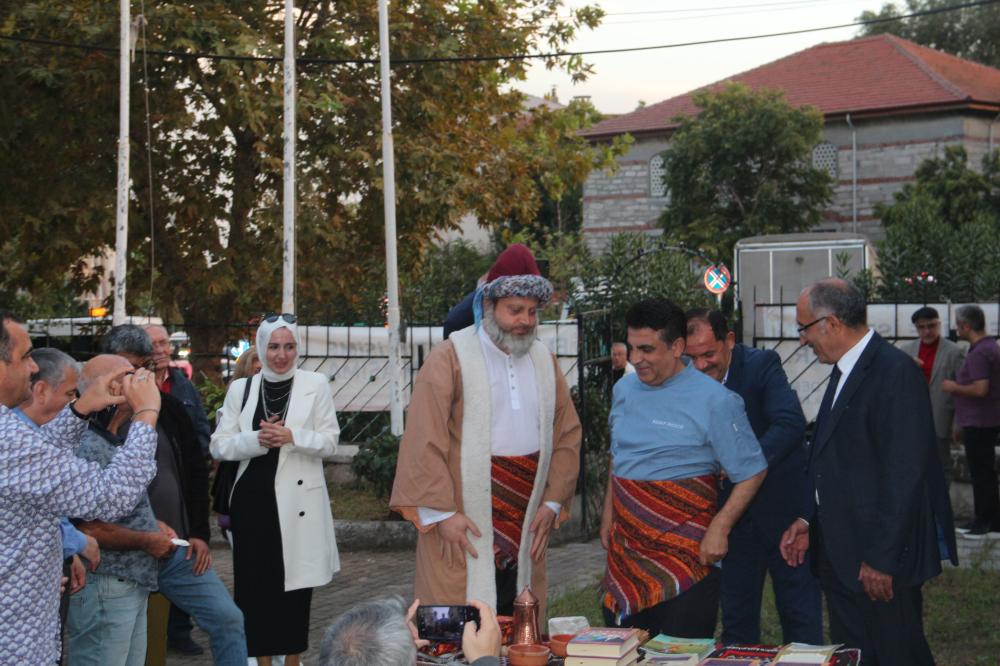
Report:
415,605,480,643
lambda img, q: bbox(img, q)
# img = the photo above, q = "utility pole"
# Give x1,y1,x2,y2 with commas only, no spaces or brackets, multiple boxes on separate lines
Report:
113,0,131,325
378,0,404,435
282,0,297,313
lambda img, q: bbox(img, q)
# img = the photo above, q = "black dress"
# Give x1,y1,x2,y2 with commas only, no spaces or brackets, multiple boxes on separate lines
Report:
230,377,312,657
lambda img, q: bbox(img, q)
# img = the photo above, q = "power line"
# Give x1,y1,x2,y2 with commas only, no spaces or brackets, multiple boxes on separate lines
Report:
601,0,867,26
600,0,848,17
0,0,996,67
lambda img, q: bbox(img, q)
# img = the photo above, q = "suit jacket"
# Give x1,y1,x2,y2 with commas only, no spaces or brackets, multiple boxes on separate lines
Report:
211,370,341,591
158,391,211,542
807,333,957,592
898,337,965,440
722,344,808,541
166,366,213,455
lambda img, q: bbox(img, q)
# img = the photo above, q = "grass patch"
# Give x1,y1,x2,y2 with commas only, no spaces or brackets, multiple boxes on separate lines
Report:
547,567,1000,664
329,482,395,521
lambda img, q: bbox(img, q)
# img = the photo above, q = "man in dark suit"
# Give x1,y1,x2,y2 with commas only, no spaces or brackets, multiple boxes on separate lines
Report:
686,309,820,645
781,279,957,666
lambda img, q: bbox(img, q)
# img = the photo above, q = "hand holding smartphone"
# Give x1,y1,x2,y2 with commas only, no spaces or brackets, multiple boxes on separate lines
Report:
415,604,481,643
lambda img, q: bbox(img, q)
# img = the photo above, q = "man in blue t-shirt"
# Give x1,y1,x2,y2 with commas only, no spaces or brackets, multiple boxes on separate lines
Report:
600,298,767,639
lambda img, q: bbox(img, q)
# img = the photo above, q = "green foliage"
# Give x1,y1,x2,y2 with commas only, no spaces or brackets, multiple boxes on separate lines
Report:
870,148,1000,302
658,83,833,261
403,241,492,323
574,233,716,341
503,97,632,236
0,0,605,376
351,431,401,499
197,380,228,427
858,1,1000,69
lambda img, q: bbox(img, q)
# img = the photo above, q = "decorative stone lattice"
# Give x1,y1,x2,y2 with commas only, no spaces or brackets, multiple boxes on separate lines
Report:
812,141,838,179
649,153,669,199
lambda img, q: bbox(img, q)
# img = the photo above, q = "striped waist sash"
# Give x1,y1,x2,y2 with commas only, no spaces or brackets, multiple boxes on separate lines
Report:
602,474,719,620
491,452,540,569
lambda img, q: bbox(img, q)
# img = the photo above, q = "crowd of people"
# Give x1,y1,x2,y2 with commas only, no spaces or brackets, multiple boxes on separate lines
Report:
1,243,998,666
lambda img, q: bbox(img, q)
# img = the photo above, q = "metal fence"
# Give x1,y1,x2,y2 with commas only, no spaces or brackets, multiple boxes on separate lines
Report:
750,300,1000,421
26,316,581,443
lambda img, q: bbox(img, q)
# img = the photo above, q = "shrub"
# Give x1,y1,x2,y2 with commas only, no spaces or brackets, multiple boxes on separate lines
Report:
351,430,400,499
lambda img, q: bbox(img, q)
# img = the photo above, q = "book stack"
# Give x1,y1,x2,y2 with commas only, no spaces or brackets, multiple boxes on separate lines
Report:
564,627,642,666
640,634,716,665
771,643,841,665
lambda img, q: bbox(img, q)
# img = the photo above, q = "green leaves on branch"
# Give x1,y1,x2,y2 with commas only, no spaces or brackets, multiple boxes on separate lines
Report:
657,83,833,261
871,146,1000,302
857,0,1000,69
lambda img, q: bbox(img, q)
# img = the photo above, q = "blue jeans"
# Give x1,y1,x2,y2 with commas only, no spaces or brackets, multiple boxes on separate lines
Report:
66,573,149,666
158,547,247,665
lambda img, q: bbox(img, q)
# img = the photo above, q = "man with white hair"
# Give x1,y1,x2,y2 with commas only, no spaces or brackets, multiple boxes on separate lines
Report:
318,597,501,666
391,274,581,614
13,348,101,573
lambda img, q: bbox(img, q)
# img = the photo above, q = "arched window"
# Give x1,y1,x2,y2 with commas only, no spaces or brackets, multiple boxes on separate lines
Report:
649,153,669,199
812,141,838,179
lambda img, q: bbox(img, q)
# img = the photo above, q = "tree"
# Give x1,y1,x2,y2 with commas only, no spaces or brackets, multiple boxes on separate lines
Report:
858,1,1000,69
657,83,832,262
0,0,603,377
872,146,1000,302
502,97,632,237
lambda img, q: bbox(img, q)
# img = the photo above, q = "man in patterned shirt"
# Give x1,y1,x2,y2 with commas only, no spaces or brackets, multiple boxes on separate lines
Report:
0,311,162,665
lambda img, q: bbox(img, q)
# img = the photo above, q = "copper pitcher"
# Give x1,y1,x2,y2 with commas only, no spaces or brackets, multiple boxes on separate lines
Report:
511,587,541,645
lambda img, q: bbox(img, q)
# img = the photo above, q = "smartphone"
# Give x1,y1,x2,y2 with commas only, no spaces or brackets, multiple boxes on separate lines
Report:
415,605,480,643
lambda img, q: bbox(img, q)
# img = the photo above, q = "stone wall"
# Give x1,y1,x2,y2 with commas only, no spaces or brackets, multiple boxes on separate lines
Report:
583,111,996,252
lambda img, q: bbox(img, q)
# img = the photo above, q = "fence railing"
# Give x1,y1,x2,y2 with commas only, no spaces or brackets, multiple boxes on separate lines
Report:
27,316,580,443
751,301,1000,421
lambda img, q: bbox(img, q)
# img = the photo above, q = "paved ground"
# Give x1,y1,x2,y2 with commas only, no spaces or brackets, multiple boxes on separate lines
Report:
166,538,607,665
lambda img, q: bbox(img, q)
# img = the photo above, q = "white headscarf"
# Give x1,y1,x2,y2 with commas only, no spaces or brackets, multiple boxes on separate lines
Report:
256,317,300,382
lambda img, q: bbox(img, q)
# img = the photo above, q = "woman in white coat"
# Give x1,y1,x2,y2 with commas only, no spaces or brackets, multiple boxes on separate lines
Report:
211,314,340,666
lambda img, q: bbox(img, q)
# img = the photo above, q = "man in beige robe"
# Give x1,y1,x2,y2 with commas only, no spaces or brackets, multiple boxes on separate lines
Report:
391,274,581,614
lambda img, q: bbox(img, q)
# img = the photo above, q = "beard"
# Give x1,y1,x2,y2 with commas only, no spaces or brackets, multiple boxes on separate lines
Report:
482,304,536,358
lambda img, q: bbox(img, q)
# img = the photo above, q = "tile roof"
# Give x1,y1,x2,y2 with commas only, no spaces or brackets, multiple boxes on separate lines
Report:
581,34,1000,139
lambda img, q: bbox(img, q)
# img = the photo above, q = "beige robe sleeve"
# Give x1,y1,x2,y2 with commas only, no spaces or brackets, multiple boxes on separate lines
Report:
390,342,463,532
542,355,582,524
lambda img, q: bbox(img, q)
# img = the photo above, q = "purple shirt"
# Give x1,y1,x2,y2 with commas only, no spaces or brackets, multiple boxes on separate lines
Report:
954,336,1000,428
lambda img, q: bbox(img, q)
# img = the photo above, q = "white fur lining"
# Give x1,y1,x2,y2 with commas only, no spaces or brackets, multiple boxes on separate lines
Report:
451,326,555,610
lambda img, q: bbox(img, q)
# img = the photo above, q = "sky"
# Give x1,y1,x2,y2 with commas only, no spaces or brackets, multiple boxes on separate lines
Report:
520,0,894,114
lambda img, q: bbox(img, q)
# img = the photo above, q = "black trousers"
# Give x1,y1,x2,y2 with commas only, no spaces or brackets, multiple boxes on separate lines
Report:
720,517,822,645
602,568,719,639
817,529,934,666
495,563,519,616
963,426,1000,528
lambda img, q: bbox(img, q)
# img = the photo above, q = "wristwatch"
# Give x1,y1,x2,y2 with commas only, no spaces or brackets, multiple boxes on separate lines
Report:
68,399,89,420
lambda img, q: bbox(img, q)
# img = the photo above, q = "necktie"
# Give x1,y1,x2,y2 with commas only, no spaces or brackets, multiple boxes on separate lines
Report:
814,364,842,435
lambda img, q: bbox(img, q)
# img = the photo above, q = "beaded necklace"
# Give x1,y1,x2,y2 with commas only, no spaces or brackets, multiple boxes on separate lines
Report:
260,377,293,422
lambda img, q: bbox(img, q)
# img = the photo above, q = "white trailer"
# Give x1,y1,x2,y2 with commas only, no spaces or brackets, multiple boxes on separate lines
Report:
733,232,876,341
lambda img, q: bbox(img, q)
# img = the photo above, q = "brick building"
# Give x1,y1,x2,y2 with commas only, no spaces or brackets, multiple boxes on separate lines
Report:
579,34,1000,252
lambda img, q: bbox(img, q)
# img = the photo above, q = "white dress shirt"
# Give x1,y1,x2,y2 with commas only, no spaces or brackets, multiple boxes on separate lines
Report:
831,328,875,406
418,328,559,526
813,327,874,508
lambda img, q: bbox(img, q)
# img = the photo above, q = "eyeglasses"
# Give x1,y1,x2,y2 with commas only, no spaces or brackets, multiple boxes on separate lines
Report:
263,313,297,324
796,316,828,335
139,358,158,371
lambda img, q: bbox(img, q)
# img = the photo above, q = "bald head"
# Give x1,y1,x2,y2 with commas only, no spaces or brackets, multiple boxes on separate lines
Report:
78,354,133,395
796,278,868,365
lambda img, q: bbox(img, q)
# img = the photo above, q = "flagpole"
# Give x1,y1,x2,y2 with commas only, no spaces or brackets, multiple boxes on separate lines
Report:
378,0,404,436
112,0,131,325
282,0,296,314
